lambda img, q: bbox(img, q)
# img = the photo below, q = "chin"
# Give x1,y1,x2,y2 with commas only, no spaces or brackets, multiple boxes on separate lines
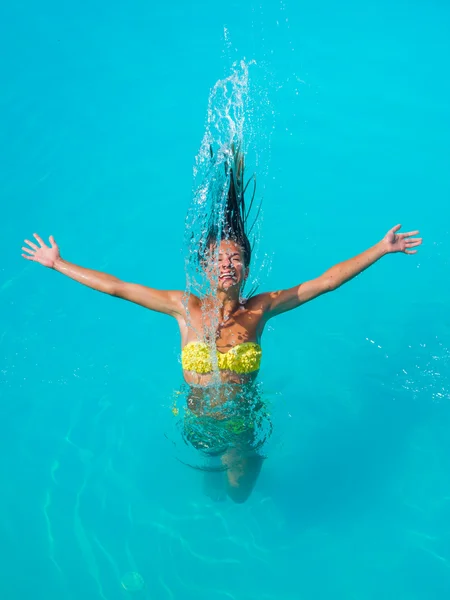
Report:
218,279,239,291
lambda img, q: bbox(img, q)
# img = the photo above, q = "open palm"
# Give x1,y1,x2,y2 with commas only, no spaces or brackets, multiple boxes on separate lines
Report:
22,234,60,268
384,224,422,254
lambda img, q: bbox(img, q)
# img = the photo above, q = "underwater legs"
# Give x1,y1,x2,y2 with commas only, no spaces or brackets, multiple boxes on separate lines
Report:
222,448,264,504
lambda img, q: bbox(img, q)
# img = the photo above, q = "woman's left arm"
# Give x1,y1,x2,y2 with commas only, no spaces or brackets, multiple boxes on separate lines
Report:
261,224,422,319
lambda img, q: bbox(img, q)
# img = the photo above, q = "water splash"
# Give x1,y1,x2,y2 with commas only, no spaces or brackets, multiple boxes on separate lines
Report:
182,58,273,360
185,59,254,295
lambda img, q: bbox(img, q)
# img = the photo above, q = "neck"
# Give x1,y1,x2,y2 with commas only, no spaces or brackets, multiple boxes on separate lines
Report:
204,288,242,319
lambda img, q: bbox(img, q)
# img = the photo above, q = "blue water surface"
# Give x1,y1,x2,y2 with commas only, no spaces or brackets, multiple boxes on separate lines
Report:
1,1,450,599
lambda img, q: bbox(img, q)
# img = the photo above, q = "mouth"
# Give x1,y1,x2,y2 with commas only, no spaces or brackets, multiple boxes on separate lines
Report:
219,273,236,283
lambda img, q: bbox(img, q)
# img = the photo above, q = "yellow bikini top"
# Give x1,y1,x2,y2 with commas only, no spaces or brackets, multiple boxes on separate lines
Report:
181,341,262,374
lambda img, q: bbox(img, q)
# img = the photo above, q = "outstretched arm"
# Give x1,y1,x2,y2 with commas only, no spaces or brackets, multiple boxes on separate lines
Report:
22,233,184,317
261,224,422,319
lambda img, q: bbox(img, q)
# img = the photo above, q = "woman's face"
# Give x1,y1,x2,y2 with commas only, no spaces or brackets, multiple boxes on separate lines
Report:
204,240,248,291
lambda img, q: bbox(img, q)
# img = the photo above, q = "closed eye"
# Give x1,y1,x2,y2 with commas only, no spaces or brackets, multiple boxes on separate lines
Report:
219,253,241,261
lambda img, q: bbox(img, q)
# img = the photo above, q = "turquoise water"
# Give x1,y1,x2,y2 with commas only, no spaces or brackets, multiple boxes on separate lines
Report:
2,0,450,598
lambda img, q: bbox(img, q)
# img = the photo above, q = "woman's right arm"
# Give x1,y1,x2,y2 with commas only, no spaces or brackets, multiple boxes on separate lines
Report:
22,233,184,317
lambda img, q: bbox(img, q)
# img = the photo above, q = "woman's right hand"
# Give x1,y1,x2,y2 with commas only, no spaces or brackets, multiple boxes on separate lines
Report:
22,233,60,268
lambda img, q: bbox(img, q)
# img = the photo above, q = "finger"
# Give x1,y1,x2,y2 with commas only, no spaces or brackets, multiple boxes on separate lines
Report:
33,233,46,247
22,254,35,261
405,250,417,255
24,238,38,250
391,224,401,233
405,239,422,247
400,230,420,238
22,246,35,255
49,235,56,247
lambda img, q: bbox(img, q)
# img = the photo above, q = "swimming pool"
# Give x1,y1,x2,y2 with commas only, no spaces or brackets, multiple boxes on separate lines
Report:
1,0,450,598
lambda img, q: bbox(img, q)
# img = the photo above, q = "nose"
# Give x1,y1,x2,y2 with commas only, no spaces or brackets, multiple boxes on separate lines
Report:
220,256,233,269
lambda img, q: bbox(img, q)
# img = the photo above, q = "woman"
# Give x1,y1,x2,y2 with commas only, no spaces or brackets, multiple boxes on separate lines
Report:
21,150,422,503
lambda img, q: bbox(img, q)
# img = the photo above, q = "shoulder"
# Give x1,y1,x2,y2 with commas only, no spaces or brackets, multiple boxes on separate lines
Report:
178,291,203,316
242,292,272,313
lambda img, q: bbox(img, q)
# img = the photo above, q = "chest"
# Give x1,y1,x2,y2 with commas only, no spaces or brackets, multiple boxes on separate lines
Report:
180,300,264,349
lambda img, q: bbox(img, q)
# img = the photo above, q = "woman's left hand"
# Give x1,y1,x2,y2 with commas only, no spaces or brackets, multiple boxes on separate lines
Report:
383,224,422,254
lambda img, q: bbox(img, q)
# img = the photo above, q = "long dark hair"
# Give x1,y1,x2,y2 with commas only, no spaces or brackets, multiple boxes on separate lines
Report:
203,144,260,271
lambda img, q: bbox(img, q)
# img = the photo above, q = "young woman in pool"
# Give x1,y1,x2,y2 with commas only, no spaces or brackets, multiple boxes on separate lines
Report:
21,150,422,503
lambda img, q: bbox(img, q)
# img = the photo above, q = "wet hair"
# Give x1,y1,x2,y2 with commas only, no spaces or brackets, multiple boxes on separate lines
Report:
203,144,259,269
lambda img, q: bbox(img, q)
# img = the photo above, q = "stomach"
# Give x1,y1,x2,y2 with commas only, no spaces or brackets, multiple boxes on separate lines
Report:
179,378,272,458
182,369,259,403
184,374,260,425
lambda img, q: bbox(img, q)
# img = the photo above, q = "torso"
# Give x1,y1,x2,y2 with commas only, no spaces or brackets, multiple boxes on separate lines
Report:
176,293,268,389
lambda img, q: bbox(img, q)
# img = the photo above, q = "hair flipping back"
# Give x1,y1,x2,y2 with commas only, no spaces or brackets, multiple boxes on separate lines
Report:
203,144,260,270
